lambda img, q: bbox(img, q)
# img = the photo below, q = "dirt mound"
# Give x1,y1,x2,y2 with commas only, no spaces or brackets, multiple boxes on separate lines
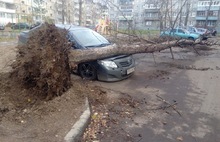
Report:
11,23,72,100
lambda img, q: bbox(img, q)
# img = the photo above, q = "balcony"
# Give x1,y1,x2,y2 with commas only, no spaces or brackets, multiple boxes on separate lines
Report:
144,9,160,12
143,4,159,10
1,0,14,3
144,17,159,21
0,7,15,13
118,16,133,20
196,16,218,21
56,0,62,4
197,6,220,11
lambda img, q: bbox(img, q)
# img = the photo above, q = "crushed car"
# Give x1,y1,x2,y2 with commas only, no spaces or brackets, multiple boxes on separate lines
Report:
18,24,135,82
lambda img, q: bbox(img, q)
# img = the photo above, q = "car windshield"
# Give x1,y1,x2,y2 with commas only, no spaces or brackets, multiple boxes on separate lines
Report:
69,29,110,48
197,28,206,32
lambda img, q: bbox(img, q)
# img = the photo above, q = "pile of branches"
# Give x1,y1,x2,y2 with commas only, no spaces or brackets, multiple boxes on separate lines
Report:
11,23,72,100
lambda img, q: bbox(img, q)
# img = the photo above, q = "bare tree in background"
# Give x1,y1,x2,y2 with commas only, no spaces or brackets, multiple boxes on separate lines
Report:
184,0,191,27
61,0,66,24
79,0,83,26
104,0,138,36
204,0,213,28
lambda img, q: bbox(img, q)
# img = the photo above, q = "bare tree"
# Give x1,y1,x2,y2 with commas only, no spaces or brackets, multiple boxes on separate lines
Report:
184,0,191,26
61,0,66,24
79,0,83,26
204,0,213,28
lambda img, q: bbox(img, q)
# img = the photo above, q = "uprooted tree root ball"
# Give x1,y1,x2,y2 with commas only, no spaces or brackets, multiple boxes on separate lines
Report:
11,23,72,100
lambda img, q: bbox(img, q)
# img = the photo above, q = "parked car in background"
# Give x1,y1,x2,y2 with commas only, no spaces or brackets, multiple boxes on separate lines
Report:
208,28,217,36
18,24,135,82
0,24,5,30
187,26,210,39
160,28,201,41
30,22,41,29
11,23,30,30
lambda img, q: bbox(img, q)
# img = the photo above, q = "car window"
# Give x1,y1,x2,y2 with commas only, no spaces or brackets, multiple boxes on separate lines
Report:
178,29,185,34
170,29,176,32
197,28,205,32
69,29,110,48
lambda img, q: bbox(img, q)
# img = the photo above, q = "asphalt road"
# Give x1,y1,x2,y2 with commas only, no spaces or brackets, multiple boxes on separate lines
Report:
92,46,220,142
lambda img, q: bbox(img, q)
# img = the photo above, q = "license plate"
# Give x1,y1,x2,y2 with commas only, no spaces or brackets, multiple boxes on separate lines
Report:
127,67,135,74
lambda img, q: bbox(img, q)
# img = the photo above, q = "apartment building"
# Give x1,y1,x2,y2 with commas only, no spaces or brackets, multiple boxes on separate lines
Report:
45,0,56,23
118,0,134,27
52,0,102,26
142,0,160,30
196,0,220,31
0,0,16,25
14,0,48,24
106,0,198,30
84,0,103,26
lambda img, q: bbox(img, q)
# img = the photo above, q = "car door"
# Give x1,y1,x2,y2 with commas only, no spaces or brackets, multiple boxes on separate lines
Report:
175,29,187,39
169,29,176,37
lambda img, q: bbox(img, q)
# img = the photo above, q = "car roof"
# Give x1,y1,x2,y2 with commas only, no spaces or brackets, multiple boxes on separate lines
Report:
55,24,89,31
27,23,90,33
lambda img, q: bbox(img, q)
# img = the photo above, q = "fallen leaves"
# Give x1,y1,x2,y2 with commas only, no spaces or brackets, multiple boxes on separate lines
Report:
176,136,183,141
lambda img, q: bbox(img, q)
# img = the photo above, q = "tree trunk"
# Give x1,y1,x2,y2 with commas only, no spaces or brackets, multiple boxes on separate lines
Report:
79,0,83,26
205,0,213,28
184,0,190,26
69,40,195,64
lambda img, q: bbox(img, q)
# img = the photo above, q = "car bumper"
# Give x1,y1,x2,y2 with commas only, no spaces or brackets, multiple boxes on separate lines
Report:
97,59,135,82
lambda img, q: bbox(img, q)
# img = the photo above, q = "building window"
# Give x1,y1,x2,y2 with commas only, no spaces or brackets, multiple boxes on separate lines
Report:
21,1,24,4
7,13,12,18
146,13,152,17
191,12,196,17
0,2,5,8
146,21,152,25
208,11,218,16
197,11,205,16
0,12,5,18
213,1,220,6
207,21,216,26
197,20,206,26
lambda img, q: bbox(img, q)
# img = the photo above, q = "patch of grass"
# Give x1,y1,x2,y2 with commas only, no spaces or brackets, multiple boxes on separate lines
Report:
117,29,160,36
0,38,16,42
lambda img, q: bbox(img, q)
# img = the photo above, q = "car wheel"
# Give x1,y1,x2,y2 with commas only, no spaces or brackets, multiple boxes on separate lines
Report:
78,63,97,80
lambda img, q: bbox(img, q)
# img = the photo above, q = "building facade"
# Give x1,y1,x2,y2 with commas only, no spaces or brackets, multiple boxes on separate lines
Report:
0,0,16,25
5,0,220,32
106,0,198,30
196,0,220,31
142,0,160,30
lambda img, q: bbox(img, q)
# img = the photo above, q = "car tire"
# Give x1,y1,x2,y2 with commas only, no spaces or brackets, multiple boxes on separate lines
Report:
78,63,97,80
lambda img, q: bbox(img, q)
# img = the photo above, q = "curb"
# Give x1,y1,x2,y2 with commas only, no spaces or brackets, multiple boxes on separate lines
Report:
64,97,91,142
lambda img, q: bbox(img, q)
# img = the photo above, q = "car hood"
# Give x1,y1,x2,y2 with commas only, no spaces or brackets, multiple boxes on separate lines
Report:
100,54,130,61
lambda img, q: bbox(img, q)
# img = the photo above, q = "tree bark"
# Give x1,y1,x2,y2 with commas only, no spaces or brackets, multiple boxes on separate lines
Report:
69,39,195,64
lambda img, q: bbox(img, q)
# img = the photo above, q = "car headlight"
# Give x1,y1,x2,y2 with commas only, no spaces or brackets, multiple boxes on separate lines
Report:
100,60,118,68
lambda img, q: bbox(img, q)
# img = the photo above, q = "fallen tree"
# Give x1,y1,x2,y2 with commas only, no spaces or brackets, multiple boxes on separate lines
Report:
70,33,218,65
69,39,196,64
11,23,217,99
